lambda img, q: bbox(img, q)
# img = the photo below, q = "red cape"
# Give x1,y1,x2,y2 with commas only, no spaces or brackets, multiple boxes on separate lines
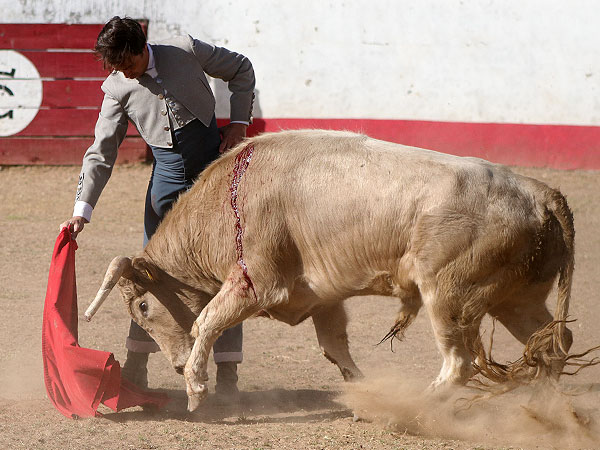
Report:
42,228,169,418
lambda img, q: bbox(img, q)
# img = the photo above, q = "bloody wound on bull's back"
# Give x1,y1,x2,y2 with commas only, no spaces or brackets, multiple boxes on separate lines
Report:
229,143,257,298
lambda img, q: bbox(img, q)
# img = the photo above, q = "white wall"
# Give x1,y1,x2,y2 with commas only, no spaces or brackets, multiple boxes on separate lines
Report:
3,0,599,125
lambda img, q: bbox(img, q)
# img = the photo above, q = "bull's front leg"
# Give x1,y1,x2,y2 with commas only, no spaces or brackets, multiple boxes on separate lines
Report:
184,267,260,412
312,303,363,381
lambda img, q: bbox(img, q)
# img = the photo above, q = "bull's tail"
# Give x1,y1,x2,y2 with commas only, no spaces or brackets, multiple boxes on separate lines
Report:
514,189,575,379
472,187,599,386
548,188,575,355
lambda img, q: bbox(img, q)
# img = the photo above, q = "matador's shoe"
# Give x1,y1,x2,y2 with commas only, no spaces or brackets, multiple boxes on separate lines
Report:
215,361,240,402
121,350,149,389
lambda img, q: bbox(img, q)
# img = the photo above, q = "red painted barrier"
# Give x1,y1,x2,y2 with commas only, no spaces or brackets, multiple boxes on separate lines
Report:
220,118,600,170
0,137,147,165
0,23,149,165
40,80,106,108
11,110,139,136
15,51,107,78
1,24,598,169
0,23,104,49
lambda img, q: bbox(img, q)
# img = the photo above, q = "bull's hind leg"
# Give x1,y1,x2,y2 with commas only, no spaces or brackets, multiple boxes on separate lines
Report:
312,303,363,381
425,297,481,388
490,281,571,348
489,281,573,379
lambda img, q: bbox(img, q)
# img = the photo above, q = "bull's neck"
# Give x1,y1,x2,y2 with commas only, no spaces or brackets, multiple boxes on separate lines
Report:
143,244,222,298
142,149,241,296
142,207,233,298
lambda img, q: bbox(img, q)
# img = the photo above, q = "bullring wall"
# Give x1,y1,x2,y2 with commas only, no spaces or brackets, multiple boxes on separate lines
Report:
1,1,598,168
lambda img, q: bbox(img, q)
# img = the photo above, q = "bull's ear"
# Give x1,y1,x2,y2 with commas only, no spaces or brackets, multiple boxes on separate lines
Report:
131,256,160,283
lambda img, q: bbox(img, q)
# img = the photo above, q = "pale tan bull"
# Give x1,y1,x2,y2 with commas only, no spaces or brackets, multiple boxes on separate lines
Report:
86,129,577,411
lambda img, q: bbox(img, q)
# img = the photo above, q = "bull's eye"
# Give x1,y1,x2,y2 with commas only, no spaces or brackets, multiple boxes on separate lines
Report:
139,301,148,314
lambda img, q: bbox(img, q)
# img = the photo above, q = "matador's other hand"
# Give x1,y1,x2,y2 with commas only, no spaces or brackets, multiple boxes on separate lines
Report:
218,123,247,153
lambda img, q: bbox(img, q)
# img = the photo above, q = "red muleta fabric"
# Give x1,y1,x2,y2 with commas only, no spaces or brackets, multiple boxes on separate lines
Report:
42,228,169,418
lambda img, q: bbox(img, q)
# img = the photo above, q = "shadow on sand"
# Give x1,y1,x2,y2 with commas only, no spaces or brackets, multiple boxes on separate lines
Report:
102,388,351,424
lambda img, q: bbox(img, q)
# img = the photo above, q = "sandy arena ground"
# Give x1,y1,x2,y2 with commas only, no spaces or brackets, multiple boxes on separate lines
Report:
0,162,599,449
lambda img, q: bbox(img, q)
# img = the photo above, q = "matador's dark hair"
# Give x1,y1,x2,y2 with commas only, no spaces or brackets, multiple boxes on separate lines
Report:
94,16,147,68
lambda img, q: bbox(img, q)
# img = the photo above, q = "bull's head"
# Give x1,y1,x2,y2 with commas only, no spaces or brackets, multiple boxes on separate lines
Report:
85,256,208,375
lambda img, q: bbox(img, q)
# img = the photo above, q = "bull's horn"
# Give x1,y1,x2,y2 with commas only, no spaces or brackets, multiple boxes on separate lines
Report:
84,256,132,321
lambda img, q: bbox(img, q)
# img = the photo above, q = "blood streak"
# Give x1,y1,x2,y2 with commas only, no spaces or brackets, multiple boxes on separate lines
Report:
230,143,257,298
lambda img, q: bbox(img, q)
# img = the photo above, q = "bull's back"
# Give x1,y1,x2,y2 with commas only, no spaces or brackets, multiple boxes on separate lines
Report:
226,130,540,298
171,130,553,300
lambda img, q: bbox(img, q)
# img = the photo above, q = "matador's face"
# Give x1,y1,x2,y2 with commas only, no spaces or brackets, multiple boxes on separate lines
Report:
113,46,149,79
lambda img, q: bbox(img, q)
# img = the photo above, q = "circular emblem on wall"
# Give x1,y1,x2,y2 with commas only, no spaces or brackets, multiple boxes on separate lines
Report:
0,50,43,137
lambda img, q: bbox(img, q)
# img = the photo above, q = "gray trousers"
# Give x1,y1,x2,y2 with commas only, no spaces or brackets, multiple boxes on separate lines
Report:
126,117,243,364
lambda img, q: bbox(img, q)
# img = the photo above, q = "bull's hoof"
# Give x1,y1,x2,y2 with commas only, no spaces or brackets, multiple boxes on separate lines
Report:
184,365,209,412
185,376,209,412
187,389,207,412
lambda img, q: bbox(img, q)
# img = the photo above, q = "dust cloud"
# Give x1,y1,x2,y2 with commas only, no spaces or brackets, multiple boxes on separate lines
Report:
340,372,600,449
0,353,45,400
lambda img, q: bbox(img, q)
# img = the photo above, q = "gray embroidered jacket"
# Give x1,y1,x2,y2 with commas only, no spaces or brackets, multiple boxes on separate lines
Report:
75,35,255,209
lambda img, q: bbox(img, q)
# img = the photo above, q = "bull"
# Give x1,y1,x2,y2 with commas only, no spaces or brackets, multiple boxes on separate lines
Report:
85,129,576,411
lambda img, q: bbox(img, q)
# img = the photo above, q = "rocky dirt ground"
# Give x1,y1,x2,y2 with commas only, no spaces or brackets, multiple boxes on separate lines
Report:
0,163,599,449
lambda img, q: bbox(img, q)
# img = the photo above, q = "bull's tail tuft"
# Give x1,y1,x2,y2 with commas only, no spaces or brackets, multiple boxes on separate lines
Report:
378,309,418,351
471,319,600,388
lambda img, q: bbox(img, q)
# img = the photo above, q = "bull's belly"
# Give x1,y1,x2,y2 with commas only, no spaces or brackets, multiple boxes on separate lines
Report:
262,305,315,326
262,280,334,326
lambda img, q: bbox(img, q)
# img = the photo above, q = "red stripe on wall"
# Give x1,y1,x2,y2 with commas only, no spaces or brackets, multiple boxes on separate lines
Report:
0,137,148,165
0,22,152,165
216,118,600,170
41,80,104,107
0,22,147,50
2,118,598,168
20,51,107,78
0,24,104,49
14,109,138,137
